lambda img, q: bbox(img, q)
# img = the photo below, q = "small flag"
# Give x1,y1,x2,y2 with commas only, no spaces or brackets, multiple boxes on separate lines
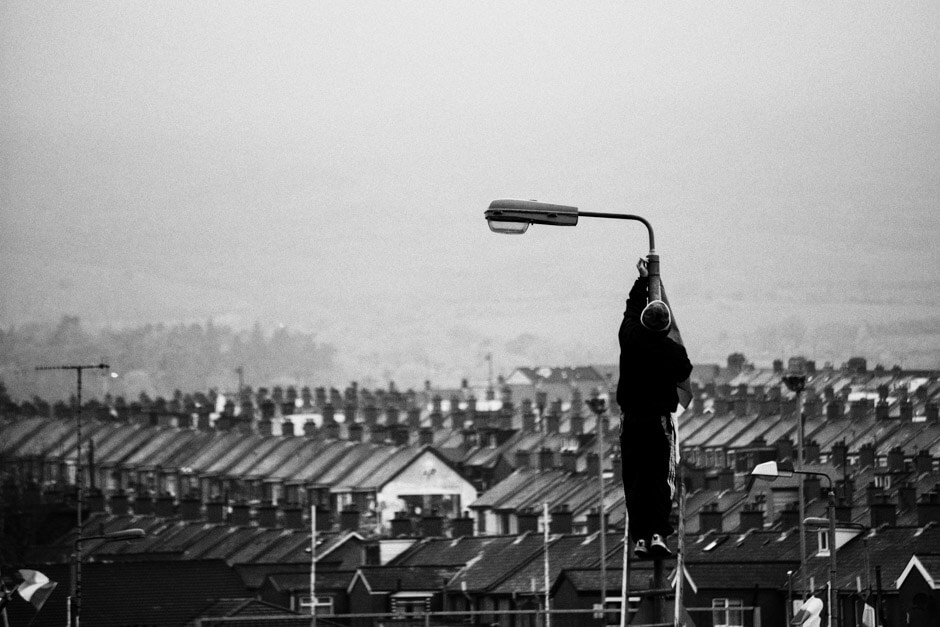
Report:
861,601,877,627
16,569,57,612
791,596,823,627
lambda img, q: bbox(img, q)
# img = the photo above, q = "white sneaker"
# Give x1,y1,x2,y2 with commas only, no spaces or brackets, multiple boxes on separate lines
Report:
650,534,672,557
633,538,649,559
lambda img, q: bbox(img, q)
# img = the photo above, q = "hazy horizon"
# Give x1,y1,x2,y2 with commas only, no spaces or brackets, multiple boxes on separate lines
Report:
3,2,938,388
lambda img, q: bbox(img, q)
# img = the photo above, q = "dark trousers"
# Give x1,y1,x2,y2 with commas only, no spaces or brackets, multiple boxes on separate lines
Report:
620,412,675,542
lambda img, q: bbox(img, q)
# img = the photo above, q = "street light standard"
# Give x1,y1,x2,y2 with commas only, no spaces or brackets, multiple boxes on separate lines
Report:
586,397,609,620
751,460,837,627
71,529,145,626
781,372,810,602
485,199,664,626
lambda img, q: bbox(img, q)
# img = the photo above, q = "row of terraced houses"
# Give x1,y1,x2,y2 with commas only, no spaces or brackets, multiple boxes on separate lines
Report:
1,355,939,626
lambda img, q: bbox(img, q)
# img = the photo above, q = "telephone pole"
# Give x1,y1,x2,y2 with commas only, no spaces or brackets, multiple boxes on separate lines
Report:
35,363,109,627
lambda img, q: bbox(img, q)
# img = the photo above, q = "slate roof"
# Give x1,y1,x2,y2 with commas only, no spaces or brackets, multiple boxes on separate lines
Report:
553,566,655,594
0,416,50,454
795,525,940,592
241,436,311,479
200,434,270,477
118,428,199,469
331,444,408,490
683,528,803,564
211,435,288,478
260,438,332,482
875,422,940,456
198,598,297,618
684,562,794,589
681,410,743,448
156,429,217,471
808,417,879,452
448,533,547,592
699,415,762,449
266,570,356,592
469,467,571,511
683,489,750,534
391,535,517,567
490,533,622,595
353,565,460,592
283,440,359,485
95,424,165,467
721,415,786,449
676,412,722,443
6,418,76,457
174,430,248,474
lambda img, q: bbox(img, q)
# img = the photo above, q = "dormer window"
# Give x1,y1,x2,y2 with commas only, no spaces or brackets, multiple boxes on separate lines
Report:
816,529,830,556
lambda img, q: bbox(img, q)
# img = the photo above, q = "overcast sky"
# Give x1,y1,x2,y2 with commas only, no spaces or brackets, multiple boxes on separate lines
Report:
2,2,938,384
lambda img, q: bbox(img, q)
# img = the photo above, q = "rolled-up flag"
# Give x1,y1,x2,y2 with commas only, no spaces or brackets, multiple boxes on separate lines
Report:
660,282,692,408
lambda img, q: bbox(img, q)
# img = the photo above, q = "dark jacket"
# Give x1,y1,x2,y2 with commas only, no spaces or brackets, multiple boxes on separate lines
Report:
616,276,693,416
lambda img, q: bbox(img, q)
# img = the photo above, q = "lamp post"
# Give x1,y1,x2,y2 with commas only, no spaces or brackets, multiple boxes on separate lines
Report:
781,372,809,602
485,199,661,626
586,397,608,623
751,460,837,627
35,363,110,627
70,529,145,626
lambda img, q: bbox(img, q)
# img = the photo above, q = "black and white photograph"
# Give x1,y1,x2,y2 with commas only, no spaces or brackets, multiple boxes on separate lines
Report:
1,2,938,626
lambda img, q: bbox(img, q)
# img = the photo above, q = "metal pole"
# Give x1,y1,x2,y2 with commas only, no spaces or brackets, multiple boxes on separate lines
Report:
36,363,108,627
310,504,317,627
544,502,550,627
74,368,82,627
674,467,686,627
827,485,838,627
794,387,808,601
597,413,607,622
576,211,655,253
786,571,794,626
653,559,665,624
620,523,630,627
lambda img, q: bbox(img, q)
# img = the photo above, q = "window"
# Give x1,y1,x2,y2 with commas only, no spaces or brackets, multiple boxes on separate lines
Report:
874,475,891,489
601,596,639,627
712,598,744,627
816,529,830,556
297,595,333,615
391,595,431,616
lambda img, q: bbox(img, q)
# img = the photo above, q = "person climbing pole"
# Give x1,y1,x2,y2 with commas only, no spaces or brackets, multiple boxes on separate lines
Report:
618,257,693,559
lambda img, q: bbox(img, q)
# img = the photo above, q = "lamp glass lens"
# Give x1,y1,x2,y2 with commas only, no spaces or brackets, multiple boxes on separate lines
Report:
487,220,529,234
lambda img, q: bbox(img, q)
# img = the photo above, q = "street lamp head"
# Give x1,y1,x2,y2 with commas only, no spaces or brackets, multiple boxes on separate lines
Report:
82,528,145,543
751,459,795,481
802,516,830,528
485,199,578,234
782,373,807,393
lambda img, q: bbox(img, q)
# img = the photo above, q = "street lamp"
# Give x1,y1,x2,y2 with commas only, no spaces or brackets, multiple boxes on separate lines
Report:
71,528,145,626
782,371,809,603
485,199,663,298
751,461,837,627
485,198,667,626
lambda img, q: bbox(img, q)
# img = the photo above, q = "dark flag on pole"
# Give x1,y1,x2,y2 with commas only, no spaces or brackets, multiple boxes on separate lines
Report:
660,282,692,408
